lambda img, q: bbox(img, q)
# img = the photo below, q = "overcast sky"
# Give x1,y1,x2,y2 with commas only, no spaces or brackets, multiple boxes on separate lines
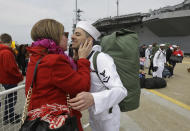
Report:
0,0,185,44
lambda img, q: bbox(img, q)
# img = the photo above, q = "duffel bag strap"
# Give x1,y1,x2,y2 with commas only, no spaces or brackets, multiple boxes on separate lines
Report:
92,51,113,113
92,51,107,88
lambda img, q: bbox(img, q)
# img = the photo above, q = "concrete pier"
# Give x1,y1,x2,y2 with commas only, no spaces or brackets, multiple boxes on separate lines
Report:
82,57,190,131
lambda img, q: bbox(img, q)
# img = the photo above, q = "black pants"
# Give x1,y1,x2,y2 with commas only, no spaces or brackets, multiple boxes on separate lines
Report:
19,61,26,76
169,61,176,76
148,61,153,74
2,84,17,122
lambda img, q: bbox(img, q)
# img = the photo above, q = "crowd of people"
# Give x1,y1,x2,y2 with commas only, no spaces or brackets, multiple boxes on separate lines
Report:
139,42,184,79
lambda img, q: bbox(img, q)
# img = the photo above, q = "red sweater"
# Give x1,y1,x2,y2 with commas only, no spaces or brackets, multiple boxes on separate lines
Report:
0,44,23,84
25,46,90,131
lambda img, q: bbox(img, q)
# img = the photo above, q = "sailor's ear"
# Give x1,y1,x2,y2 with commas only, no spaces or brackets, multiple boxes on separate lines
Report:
87,37,93,42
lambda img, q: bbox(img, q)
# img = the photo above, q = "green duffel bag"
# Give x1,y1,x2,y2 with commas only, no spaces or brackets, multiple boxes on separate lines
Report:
93,29,141,112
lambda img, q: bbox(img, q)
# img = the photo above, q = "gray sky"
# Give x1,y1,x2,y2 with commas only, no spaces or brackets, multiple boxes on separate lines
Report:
0,0,184,44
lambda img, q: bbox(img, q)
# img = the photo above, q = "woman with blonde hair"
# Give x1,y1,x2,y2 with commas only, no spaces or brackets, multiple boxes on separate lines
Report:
25,19,92,131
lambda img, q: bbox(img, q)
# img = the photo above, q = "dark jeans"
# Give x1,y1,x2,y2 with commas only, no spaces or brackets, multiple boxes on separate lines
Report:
148,61,153,74
19,61,26,76
169,61,176,76
2,84,17,122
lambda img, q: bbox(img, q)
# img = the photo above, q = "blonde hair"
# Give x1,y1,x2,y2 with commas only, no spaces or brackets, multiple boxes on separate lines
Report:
31,19,64,45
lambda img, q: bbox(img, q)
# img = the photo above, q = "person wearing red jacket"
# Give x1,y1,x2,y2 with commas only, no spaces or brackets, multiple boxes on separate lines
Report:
25,19,92,131
173,46,184,57
170,45,184,76
0,33,23,124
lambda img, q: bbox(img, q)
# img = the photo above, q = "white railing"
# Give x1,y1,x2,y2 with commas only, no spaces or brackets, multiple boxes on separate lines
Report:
0,84,25,131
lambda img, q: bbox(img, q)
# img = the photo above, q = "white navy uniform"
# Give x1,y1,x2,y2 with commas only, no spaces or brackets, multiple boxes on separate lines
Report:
153,48,166,78
88,45,127,131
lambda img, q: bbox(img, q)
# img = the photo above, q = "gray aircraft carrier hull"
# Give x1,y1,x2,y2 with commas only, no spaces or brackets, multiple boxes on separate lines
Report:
93,0,190,54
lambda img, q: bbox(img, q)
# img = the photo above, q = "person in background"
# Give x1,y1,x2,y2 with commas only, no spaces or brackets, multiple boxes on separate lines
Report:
170,45,178,76
173,45,184,57
25,19,92,131
145,45,152,68
170,45,184,76
140,57,145,70
148,42,159,75
17,44,27,75
0,33,23,125
69,21,127,131
139,44,146,57
153,44,166,78
166,44,173,64
165,45,174,75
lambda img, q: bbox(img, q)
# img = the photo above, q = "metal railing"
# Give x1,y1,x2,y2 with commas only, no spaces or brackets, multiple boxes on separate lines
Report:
0,84,25,131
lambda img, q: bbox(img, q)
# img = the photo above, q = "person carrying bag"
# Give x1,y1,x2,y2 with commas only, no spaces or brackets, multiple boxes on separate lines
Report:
20,57,78,131
21,19,92,131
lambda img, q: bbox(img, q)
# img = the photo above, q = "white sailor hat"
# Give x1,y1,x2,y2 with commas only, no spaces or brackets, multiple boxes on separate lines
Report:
173,45,177,48
160,44,165,46
170,46,174,50
76,21,101,41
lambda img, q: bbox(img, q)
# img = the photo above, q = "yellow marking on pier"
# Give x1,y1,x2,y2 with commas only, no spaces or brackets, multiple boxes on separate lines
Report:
183,61,190,64
148,89,190,111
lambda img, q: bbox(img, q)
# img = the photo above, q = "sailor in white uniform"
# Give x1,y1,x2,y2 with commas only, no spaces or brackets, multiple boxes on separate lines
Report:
69,21,127,131
153,44,166,78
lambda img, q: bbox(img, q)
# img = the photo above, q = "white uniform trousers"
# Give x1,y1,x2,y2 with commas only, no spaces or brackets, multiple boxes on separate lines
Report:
153,66,164,78
89,106,120,131
144,58,150,68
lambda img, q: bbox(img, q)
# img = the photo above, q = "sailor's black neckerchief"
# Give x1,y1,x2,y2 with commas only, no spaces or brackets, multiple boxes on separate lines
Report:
157,49,166,59
87,50,96,72
87,50,95,60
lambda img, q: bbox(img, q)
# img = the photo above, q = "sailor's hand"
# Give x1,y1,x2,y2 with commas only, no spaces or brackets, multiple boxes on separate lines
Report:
69,92,94,111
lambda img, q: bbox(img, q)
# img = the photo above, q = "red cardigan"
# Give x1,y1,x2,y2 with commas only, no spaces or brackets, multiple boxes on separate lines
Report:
25,46,90,131
0,44,23,84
